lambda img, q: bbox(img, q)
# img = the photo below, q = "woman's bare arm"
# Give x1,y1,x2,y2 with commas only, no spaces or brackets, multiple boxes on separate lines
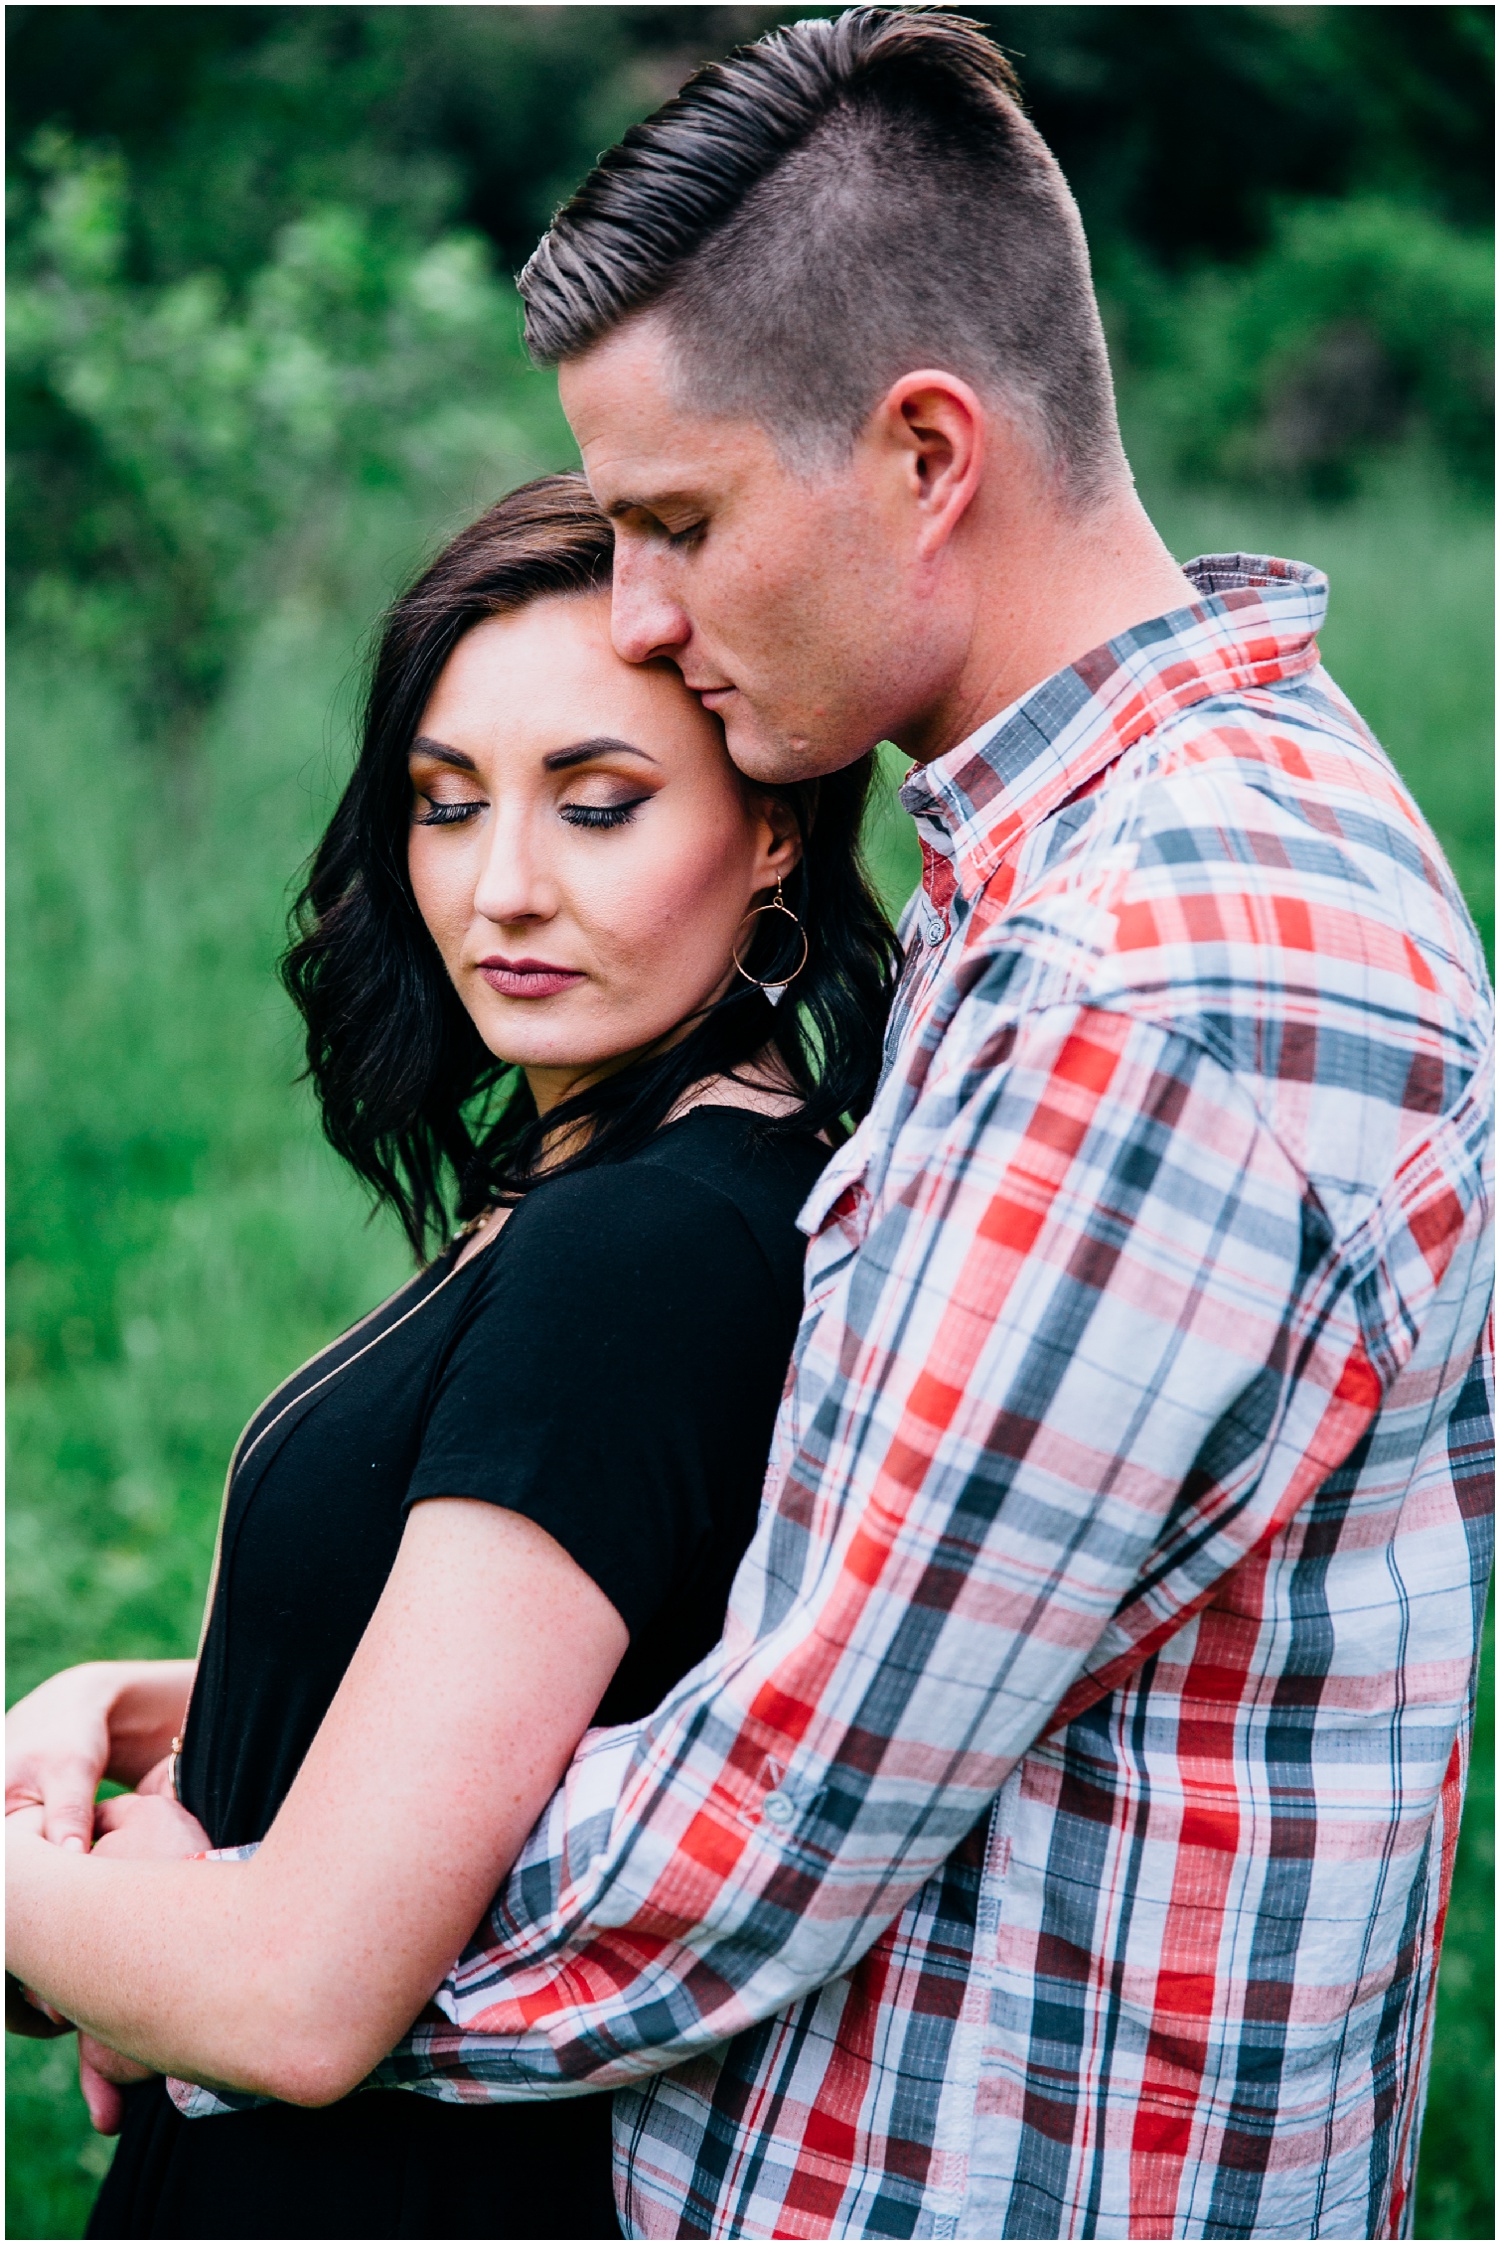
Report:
5,1500,627,2105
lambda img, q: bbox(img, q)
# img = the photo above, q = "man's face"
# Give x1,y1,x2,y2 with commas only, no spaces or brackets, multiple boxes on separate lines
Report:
560,319,955,783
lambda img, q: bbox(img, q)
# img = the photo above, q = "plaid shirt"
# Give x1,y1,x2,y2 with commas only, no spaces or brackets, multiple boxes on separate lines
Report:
179,558,1494,2241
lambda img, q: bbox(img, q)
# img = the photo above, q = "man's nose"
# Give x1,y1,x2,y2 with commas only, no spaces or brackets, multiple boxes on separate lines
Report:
610,546,692,668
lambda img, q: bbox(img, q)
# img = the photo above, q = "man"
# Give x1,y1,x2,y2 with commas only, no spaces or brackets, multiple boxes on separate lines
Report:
234,8,1499,2234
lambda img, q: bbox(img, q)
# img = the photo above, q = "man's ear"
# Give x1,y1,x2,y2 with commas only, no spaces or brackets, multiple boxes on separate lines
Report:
871,369,986,560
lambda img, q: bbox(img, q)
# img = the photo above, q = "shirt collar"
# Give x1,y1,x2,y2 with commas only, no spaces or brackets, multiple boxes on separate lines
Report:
899,554,1329,910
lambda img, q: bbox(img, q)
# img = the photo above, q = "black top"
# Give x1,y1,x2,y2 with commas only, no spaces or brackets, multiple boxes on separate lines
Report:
92,1107,826,2242
180,1105,826,1844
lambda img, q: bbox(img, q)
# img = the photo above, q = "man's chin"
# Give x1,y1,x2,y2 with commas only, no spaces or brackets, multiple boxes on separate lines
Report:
722,709,875,787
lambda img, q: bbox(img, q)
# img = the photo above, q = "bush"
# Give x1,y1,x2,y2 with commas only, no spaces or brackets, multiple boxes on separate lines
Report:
8,133,569,732
1124,197,1493,497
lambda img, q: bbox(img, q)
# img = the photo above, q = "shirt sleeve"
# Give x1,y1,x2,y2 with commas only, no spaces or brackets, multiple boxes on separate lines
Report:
401,1161,793,1646
377,985,1393,2099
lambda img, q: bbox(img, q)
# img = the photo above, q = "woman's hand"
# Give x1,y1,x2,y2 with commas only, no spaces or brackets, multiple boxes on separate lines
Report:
4,1503,629,2104
74,1794,215,2133
5,1758,212,2131
6,1661,195,1851
7,1672,113,1851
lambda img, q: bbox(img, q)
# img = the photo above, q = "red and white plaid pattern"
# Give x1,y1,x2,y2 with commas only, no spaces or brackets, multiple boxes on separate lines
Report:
178,558,1494,2242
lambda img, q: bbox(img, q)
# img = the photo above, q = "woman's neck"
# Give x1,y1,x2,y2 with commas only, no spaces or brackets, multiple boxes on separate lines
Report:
666,1052,803,1126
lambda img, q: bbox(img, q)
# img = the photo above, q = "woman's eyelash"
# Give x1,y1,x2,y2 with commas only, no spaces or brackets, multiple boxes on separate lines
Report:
416,798,482,826
416,796,647,830
560,800,646,830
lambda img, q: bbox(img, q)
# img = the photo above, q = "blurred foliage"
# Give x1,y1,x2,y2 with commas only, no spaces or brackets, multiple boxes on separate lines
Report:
5,7,1494,2239
8,133,567,729
8,5,1493,271
1121,197,1494,498
6,5,1494,724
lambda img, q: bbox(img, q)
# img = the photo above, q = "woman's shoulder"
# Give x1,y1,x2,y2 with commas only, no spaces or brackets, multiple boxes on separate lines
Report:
473,1110,826,1316
638,1102,829,1202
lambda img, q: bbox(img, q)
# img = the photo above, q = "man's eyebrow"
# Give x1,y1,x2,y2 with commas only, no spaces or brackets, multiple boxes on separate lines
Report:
603,490,696,522
543,737,659,772
408,737,477,770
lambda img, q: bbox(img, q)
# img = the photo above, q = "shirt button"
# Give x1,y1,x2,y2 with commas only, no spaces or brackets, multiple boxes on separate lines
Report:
761,1791,796,1827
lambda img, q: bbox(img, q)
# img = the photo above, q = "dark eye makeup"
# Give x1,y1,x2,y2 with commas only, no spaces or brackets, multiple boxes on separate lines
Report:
413,793,650,831
559,798,649,830
415,799,481,827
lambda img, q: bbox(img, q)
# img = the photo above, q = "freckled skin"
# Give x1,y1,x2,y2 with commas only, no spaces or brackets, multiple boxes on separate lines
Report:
561,328,949,785
559,316,1197,785
406,594,797,1116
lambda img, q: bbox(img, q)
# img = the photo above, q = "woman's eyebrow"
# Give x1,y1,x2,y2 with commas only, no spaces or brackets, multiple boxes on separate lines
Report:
543,737,660,772
408,737,477,770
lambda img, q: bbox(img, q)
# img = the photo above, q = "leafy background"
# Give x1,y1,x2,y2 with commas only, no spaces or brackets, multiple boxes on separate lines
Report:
6,7,1493,2237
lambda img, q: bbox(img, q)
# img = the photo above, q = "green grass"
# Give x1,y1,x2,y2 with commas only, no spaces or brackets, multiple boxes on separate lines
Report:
7,462,1492,2239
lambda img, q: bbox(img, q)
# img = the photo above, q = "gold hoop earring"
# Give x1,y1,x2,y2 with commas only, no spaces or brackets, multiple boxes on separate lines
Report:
732,875,809,1008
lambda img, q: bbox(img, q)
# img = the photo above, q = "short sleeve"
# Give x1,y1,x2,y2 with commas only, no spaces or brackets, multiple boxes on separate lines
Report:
401,1160,797,1643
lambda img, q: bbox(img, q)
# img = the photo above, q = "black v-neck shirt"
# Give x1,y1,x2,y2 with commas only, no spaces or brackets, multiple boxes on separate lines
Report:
92,1108,827,2241
180,1105,826,1848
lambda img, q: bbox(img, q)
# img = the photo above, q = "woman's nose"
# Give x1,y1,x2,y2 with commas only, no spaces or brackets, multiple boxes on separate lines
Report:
471,820,555,928
610,542,692,668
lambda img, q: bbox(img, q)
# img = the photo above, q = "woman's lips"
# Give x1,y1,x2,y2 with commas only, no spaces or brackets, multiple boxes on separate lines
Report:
477,958,586,999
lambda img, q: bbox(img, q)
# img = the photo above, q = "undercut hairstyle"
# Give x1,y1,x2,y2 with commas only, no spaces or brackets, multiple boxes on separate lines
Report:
519,7,1127,503
282,474,900,1259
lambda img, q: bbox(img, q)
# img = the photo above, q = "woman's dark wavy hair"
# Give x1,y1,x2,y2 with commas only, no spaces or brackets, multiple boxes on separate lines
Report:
283,473,901,1260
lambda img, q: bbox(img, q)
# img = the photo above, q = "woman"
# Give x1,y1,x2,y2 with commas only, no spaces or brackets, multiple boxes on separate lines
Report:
6,475,899,2240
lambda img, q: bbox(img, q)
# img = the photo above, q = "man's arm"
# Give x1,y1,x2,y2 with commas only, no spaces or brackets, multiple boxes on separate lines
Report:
397,997,1411,2092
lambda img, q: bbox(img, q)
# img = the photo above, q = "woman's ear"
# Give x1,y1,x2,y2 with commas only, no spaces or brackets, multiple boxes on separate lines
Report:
750,793,803,890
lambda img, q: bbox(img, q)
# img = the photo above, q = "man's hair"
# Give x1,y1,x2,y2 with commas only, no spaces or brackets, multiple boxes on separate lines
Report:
519,7,1126,504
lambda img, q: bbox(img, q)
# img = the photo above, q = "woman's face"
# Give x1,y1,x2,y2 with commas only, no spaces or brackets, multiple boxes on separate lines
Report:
408,594,796,1112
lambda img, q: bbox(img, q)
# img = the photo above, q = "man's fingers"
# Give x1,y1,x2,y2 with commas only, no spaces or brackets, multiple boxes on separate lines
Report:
79,2034,154,2134
91,1793,212,1857
79,2032,154,2087
78,2052,127,2135
133,1755,175,1799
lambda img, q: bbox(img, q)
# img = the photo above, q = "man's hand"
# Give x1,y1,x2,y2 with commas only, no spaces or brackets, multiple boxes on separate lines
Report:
131,1755,178,1800
76,2035,155,2135
91,1792,210,1857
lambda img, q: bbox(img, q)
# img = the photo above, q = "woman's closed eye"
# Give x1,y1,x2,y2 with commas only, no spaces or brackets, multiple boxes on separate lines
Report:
559,795,649,831
415,795,484,827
